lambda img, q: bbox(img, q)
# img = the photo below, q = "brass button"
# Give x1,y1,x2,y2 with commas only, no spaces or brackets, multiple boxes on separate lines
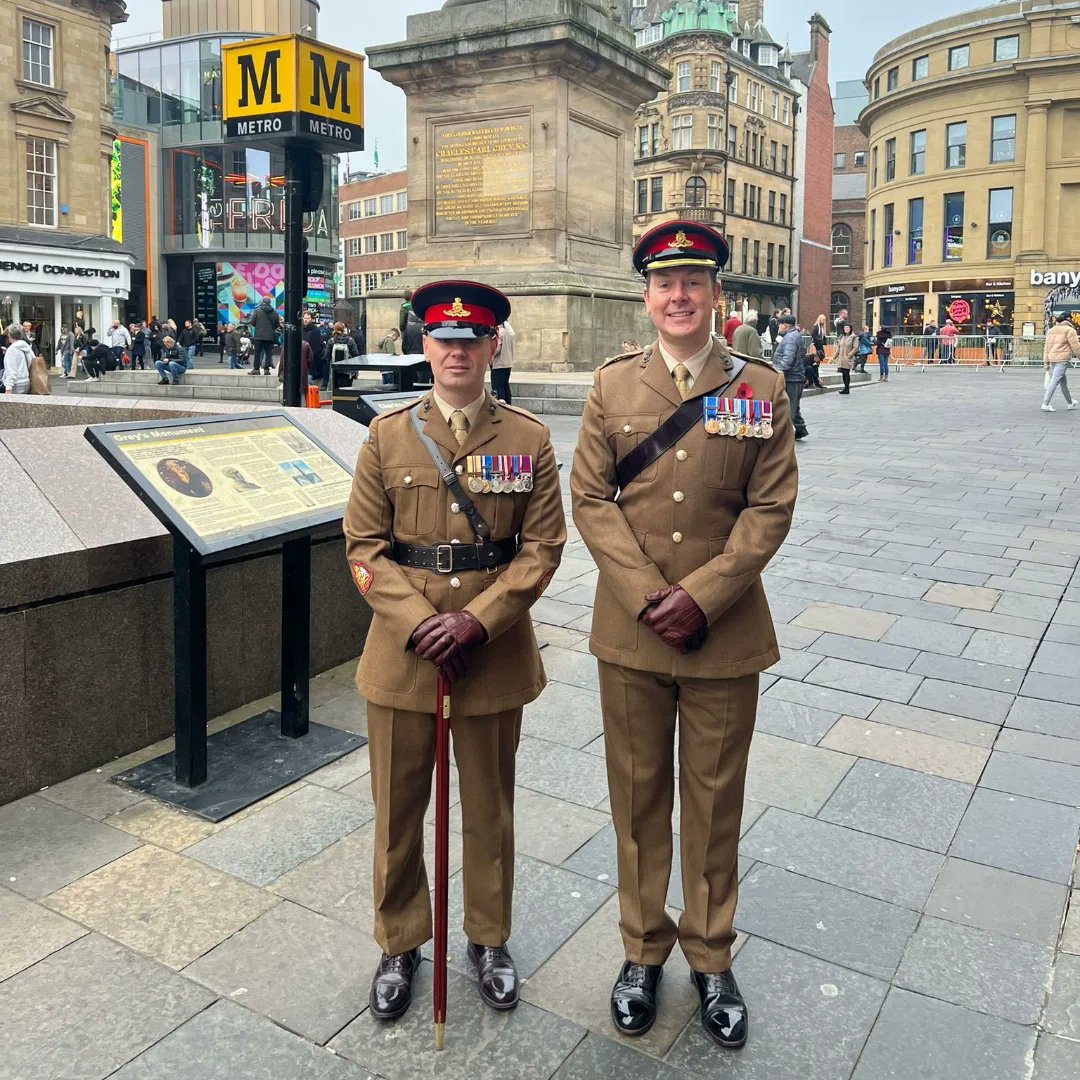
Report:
673,491,685,503
404,475,413,485
673,531,684,543
676,449,688,462
451,503,461,514
622,423,632,433
449,576,461,589
455,464,464,475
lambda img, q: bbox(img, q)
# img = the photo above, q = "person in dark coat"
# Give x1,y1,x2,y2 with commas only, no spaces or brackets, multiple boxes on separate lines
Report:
401,309,424,354
302,312,326,384
325,322,359,390
250,297,281,374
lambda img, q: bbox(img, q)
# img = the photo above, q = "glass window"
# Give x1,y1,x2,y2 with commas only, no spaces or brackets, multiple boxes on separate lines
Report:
779,193,787,224
381,271,395,285
728,73,738,102
853,150,866,168
379,194,394,215
753,240,760,275
887,67,898,92
750,82,760,112
994,35,1019,62
26,137,57,226
885,138,896,181
834,153,846,169
742,183,748,215
706,114,721,150
991,115,1016,163
363,234,377,253
944,192,965,260
22,18,53,85
770,140,778,170
348,238,361,256
636,178,647,215
650,175,663,212
872,146,878,187
650,122,660,154
396,191,407,212
684,176,706,208
379,231,393,251
710,61,722,93
780,144,789,174
347,202,362,220
767,242,775,276
672,113,693,150
873,77,880,101
988,188,1013,258
727,124,737,156
771,90,779,119
948,45,969,71
741,237,748,273
910,130,926,176
782,97,790,124
946,122,966,168
347,274,360,297
778,244,786,278
869,208,876,269
725,178,735,213
160,44,182,125
638,125,649,157
768,190,776,222
396,229,407,249
908,197,924,264
364,272,378,292
912,55,929,81
677,60,691,92
883,203,895,267
831,224,852,267
363,198,376,216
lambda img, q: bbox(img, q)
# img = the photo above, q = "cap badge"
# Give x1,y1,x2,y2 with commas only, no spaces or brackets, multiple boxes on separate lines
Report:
444,297,471,318
671,230,694,250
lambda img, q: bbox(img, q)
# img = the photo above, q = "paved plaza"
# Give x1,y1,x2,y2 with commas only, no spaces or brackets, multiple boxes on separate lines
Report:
2,369,1080,1079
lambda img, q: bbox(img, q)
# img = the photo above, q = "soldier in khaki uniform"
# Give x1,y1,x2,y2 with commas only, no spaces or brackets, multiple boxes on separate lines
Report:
343,280,565,1022
570,221,798,1049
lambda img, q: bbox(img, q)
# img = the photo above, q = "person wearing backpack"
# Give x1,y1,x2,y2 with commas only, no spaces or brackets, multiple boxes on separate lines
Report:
326,321,358,390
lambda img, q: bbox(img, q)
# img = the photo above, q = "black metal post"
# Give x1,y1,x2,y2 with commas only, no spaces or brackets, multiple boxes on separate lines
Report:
173,542,208,786
280,535,311,738
282,146,305,409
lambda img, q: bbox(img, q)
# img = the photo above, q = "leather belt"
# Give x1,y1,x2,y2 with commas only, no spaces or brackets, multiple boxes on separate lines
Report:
392,538,518,573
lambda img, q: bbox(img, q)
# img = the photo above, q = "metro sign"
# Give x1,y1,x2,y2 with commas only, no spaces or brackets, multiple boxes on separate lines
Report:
222,35,365,149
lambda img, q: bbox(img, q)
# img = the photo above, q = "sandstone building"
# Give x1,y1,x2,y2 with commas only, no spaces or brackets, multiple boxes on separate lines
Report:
832,79,869,324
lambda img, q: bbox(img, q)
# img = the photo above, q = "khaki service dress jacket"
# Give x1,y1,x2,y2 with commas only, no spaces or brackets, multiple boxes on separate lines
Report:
344,392,565,714
570,338,798,678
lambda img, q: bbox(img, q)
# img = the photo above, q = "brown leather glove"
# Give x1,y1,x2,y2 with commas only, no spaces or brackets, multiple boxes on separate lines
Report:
642,585,707,654
410,611,487,676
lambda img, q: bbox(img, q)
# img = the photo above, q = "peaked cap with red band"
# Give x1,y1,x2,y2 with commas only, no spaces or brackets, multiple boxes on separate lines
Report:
412,280,512,340
632,219,730,276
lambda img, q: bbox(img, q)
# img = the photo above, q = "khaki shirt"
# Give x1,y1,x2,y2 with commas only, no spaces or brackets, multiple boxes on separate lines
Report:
570,337,798,678
344,391,566,713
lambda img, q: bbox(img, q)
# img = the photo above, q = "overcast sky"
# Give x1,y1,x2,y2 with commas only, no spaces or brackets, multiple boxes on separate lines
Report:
117,0,984,171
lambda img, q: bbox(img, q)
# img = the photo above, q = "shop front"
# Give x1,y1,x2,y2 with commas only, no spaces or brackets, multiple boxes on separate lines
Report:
933,278,1014,333
0,240,133,362
1028,269,1080,332
866,281,929,333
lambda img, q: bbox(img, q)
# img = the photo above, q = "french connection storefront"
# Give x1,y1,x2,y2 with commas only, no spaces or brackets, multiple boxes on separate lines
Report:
0,239,133,360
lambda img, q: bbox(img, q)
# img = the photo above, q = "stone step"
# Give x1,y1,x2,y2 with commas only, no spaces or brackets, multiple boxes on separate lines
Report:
65,379,282,403
89,370,280,387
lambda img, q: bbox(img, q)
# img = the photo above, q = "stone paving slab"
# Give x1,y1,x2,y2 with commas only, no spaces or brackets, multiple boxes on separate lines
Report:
0,885,88,981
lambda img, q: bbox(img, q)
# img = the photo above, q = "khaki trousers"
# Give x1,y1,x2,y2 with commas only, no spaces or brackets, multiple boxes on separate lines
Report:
366,702,522,956
598,662,758,972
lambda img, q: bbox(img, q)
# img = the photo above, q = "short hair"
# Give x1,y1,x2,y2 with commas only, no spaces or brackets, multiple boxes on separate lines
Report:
7,324,24,339
744,310,758,325
1056,313,1071,323
778,314,796,326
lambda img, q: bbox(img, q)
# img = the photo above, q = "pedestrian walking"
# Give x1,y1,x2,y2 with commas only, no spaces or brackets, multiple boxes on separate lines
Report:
250,297,281,374
490,318,515,402
343,279,566,1025
2,324,33,394
875,326,893,381
57,324,75,379
570,219,797,1052
772,313,809,439
1041,313,1080,412
732,310,763,359
835,321,857,393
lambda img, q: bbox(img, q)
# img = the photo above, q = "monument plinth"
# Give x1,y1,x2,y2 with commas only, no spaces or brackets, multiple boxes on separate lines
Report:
365,0,669,370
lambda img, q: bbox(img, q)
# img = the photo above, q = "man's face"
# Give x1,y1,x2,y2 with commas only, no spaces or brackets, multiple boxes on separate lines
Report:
423,333,496,399
303,313,313,326
22,322,31,334
642,268,720,345
839,309,848,321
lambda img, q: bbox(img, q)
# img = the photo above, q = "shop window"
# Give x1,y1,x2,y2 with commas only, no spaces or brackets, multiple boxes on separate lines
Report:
988,188,1013,258
912,55,929,81
672,113,693,150
636,178,647,215
991,115,1016,163
910,130,926,176
26,137,57,227
831,224,852,267
994,36,1019,62
883,203,895,268
908,197,924,264
22,18,54,86
885,138,896,181
945,122,966,168
948,45,969,71
650,176,663,212
684,176,706,209
944,192,964,260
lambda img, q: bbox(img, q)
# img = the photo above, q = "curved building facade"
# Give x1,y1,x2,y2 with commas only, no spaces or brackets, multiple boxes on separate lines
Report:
861,0,1080,336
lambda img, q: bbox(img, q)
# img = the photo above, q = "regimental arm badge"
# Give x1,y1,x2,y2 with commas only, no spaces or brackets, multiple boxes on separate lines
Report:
351,561,374,596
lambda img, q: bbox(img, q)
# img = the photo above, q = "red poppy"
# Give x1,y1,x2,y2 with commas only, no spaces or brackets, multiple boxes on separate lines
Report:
736,382,754,400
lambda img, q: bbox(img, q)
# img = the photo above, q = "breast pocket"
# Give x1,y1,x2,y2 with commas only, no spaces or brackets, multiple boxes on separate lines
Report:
385,466,440,537
605,414,661,484
702,434,759,489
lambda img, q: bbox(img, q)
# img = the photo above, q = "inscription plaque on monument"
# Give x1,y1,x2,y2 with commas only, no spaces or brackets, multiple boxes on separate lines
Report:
433,116,531,237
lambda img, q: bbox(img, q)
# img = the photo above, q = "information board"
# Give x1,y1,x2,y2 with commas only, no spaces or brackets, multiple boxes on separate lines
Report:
194,263,219,337
86,413,355,559
432,116,531,237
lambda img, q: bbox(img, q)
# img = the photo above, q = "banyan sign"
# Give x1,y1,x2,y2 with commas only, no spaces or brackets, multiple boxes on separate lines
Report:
222,35,365,148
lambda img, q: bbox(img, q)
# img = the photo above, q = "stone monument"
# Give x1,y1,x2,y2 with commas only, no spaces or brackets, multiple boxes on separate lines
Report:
365,0,669,370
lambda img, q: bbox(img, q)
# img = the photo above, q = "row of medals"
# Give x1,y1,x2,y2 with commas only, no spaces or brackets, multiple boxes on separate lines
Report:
703,398,774,441
466,454,534,494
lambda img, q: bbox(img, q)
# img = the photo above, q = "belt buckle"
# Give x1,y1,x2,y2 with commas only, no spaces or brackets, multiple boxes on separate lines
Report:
435,544,454,573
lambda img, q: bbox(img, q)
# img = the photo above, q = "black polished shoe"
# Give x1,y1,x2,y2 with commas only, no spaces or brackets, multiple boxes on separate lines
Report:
691,968,748,1048
369,947,422,1020
610,961,663,1036
467,941,519,1010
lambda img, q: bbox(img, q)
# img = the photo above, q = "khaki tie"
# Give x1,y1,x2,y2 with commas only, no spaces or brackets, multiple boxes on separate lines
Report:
449,409,469,446
673,363,692,400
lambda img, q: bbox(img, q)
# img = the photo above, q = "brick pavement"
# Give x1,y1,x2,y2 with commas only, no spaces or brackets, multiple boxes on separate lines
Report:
1,371,1079,1079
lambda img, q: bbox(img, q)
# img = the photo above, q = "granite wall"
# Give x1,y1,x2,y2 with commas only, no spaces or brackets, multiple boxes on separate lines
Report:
0,399,372,805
